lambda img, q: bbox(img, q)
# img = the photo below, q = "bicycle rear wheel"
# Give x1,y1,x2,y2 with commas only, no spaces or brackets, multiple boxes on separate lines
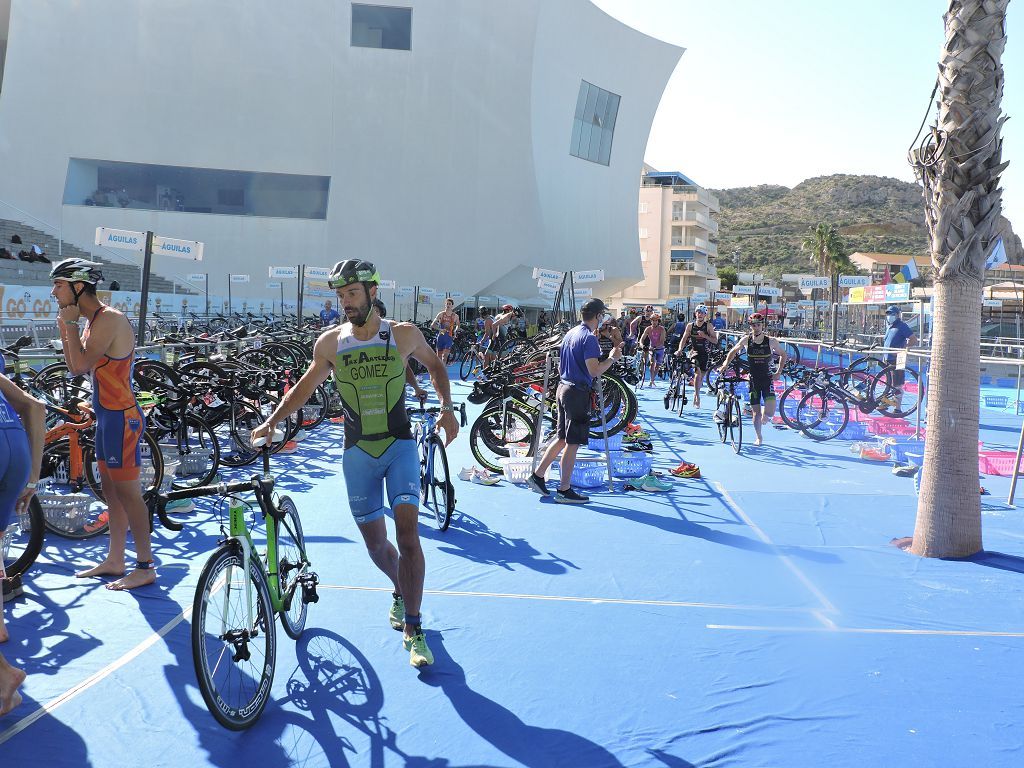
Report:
423,434,455,531
470,404,534,473
2,495,44,579
192,544,277,731
459,349,476,381
275,496,310,640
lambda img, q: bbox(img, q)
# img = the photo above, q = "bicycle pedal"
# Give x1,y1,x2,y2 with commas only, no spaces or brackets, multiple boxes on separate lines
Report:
300,572,320,604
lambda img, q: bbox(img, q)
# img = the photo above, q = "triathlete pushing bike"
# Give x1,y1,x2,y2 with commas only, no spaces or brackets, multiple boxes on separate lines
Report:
252,259,458,667
719,312,787,446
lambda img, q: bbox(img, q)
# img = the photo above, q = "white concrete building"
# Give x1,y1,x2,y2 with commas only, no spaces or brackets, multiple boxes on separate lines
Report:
0,0,681,307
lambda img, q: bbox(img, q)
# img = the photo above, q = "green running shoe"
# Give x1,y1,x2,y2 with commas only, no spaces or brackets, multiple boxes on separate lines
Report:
638,474,672,492
404,630,434,667
389,594,405,631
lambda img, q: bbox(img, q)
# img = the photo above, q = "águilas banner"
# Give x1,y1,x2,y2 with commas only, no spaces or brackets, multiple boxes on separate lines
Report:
152,234,204,261
532,267,564,282
798,276,830,291
572,269,605,283
838,274,871,288
95,227,145,251
305,267,330,279
269,266,298,279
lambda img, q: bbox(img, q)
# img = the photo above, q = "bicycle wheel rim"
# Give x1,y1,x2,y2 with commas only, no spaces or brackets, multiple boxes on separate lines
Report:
427,436,454,531
192,546,276,730
172,416,221,489
730,401,742,454
276,496,309,640
2,495,44,578
470,406,534,473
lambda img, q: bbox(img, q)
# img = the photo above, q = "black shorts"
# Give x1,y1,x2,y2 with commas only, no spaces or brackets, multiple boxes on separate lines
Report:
749,376,776,406
693,347,709,372
556,382,591,446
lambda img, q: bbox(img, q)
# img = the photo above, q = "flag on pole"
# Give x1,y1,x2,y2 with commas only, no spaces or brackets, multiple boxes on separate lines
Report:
985,237,1008,270
893,259,920,284
880,265,892,284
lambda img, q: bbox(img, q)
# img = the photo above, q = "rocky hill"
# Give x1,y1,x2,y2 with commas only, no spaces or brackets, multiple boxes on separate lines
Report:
711,174,1019,277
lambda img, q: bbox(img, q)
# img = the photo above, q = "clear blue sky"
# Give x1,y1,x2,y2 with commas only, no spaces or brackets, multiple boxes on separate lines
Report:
594,0,1024,226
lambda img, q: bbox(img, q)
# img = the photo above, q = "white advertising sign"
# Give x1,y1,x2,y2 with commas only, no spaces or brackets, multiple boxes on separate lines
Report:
738,272,765,283
395,288,414,297
798,276,830,291
733,285,756,295
266,282,282,289
532,267,565,282
757,285,782,297
478,296,493,302
378,279,397,289
715,291,733,300
448,291,464,299
95,227,146,251
573,287,593,297
230,274,250,284
838,274,871,288
151,234,203,261
305,267,330,279
983,299,1003,307
539,287,558,299
269,266,298,279
573,269,605,283
537,277,562,292
187,273,206,282
691,292,709,302
417,287,436,296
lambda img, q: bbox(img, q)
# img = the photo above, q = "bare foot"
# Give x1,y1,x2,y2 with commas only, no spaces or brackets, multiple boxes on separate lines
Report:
106,567,156,591
753,438,763,446
0,666,26,716
0,621,7,644
77,559,126,579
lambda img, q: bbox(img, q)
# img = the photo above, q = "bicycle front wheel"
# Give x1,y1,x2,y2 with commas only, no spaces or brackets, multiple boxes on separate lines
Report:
2,495,45,579
192,544,277,731
470,404,534,473
276,496,310,640
796,390,850,441
424,435,454,531
728,398,743,454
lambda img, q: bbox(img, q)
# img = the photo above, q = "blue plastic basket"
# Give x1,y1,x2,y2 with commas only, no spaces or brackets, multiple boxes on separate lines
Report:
889,440,925,464
834,421,869,440
552,459,608,488
588,432,623,452
609,451,653,478
983,395,1009,409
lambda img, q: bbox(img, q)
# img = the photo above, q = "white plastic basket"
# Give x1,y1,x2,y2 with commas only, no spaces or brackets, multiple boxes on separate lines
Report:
499,457,537,484
37,492,92,529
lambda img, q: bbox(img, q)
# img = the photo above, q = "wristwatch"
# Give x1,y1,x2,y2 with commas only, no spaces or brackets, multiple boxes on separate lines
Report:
25,481,37,490
439,405,455,413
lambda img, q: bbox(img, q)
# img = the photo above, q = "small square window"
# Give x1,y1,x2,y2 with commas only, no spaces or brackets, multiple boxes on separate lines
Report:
351,4,411,51
639,228,649,239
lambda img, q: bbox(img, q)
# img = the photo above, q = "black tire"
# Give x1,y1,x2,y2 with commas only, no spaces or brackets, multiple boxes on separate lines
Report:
459,348,476,381
423,434,454,531
589,374,636,437
870,365,922,419
728,397,743,454
298,384,330,431
214,401,265,467
2,495,45,579
469,404,535,473
778,381,810,429
796,389,850,441
192,544,276,730
133,359,182,398
276,496,310,640
170,415,221,489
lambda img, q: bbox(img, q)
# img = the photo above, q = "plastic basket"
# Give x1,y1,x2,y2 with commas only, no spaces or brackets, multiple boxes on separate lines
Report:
499,457,536,484
888,440,925,464
834,421,870,441
506,442,532,458
983,395,1009,409
866,417,918,436
609,451,653,478
588,432,624,452
37,492,92,530
177,448,214,476
979,451,1024,477
551,459,608,488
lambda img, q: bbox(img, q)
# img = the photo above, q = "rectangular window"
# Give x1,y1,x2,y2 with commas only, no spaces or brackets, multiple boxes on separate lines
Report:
351,4,412,51
570,80,621,166
63,158,330,219
639,202,649,214
640,250,648,262
639,228,649,239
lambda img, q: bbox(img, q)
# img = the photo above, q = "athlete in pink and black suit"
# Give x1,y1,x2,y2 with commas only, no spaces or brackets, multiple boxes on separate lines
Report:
51,259,155,591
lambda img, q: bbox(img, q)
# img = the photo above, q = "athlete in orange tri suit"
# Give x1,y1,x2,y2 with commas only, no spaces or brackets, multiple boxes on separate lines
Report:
51,259,155,590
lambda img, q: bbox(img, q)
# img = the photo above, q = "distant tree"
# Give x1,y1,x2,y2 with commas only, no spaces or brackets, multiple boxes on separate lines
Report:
717,266,737,291
907,0,1009,558
801,222,856,303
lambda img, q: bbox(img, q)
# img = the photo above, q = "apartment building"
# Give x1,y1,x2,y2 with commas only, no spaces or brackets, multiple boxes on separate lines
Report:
609,167,720,311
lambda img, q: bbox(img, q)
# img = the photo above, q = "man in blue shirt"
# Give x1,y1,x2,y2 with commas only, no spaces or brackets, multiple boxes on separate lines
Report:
527,298,622,504
712,311,727,331
881,305,917,406
320,300,341,326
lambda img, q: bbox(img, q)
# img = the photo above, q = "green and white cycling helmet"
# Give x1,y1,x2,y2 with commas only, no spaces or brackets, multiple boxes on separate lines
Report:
50,258,104,285
327,259,381,289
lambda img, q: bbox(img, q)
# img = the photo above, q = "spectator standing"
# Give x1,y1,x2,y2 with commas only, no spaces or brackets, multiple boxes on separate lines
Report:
526,298,622,504
712,311,727,331
320,300,341,326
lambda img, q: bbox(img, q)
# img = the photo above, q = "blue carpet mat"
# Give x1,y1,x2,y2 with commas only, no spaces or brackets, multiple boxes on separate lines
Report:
2,375,1024,766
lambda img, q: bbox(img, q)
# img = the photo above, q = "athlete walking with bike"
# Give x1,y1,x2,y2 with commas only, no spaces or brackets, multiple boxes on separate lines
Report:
676,304,717,408
719,312,787,446
52,259,155,590
252,259,458,667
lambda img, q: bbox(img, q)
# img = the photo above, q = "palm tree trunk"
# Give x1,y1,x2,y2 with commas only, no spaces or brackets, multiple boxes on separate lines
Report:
909,0,1008,558
912,278,982,556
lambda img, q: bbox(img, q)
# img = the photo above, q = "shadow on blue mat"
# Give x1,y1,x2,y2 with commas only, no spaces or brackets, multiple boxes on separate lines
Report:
420,631,627,768
421,512,579,575
966,551,1024,573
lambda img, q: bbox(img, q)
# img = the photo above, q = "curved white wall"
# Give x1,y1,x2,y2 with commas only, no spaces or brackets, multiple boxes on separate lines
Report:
0,0,681,301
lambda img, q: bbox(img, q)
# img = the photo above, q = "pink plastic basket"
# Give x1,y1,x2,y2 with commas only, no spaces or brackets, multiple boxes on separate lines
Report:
979,451,1024,477
866,417,918,436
